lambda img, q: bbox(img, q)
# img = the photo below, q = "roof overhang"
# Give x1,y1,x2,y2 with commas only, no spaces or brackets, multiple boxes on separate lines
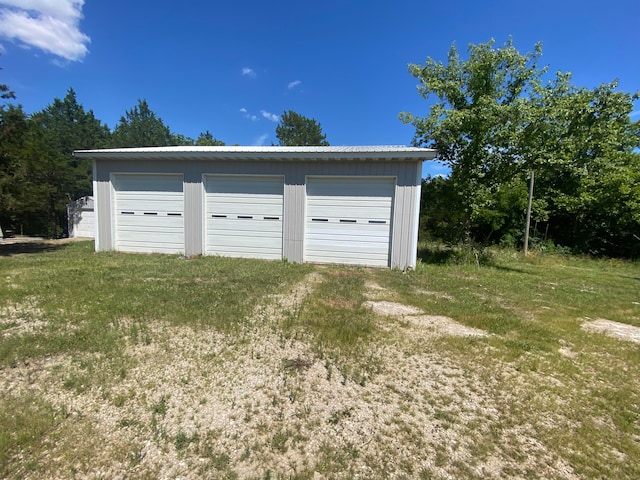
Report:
73,145,438,162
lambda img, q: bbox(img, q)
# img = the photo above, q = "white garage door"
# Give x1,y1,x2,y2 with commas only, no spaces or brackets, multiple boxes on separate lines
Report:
205,175,284,260
113,174,184,254
305,177,395,267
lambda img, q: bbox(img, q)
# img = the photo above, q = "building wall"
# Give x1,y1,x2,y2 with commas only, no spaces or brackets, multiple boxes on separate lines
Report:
94,158,422,269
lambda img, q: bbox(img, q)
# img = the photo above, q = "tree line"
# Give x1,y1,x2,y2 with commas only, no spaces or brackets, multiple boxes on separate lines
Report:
0,81,327,238
401,39,640,258
2,38,638,257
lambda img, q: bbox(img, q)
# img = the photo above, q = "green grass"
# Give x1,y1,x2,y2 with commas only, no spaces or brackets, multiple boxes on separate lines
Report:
374,245,640,478
0,241,311,367
1,240,639,478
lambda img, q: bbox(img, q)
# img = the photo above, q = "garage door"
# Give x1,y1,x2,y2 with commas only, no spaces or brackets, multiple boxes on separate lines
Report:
305,177,395,267
205,175,284,260
113,174,184,254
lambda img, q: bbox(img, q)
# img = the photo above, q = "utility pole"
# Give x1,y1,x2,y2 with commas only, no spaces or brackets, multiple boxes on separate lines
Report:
524,170,535,257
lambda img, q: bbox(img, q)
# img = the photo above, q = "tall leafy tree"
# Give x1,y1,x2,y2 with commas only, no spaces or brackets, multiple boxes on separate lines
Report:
400,39,544,242
27,88,111,236
0,103,29,233
523,76,640,255
275,110,329,146
401,39,640,256
111,99,172,147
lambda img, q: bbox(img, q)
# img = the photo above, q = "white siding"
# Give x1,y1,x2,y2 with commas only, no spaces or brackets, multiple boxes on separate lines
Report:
68,196,95,238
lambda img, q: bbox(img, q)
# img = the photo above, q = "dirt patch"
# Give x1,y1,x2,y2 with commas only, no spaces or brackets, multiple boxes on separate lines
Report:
581,318,640,344
364,300,488,338
364,300,422,316
414,288,455,301
0,296,47,338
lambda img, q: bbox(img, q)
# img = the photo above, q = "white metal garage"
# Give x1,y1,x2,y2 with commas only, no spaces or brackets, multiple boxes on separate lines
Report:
113,174,184,254
77,146,438,269
305,176,395,267
204,175,284,260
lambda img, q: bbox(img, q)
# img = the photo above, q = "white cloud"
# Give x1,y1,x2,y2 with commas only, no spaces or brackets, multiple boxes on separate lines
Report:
240,107,257,121
260,110,279,122
0,0,90,62
241,67,256,78
288,80,302,89
252,133,269,146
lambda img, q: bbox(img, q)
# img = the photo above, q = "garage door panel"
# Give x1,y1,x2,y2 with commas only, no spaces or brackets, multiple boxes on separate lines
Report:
305,177,394,267
207,177,283,195
117,197,183,211
307,197,392,208
117,222,184,234
207,203,282,217
306,232,391,245
305,222,390,236
205,175,284,260
207,234,282,248
307,205,391,220
113,174,184,255
115,176,183,192
209,219,283,233
307,179,395,197
310,238,387,256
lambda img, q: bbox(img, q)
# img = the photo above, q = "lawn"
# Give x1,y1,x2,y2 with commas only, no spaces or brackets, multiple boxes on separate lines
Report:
0,240,639,479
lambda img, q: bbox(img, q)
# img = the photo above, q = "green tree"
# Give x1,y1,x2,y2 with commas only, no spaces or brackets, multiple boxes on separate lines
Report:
0,104,28,233
169,133,195,146
401,39,640,256
26,88,111,236
523,76,640,255
275,110,329,146
195,130,225,146
400,39,544,243
111,99,172,147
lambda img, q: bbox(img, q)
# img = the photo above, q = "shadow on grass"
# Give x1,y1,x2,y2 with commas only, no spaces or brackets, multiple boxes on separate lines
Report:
0,240,70,257
417,244,496,267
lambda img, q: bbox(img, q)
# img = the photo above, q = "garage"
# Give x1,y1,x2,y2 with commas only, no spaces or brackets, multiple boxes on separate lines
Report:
113,174,184,254
305,176,395,267
77,146,437,269
204,175,284,260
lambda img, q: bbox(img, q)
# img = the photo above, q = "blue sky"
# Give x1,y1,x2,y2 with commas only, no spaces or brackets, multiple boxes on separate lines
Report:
0,0,638,178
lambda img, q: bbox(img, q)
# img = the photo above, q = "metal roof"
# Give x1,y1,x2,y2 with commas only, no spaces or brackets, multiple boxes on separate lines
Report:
74,145,437,161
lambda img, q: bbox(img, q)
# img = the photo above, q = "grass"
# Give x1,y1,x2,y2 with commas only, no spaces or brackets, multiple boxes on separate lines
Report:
1,240,639,478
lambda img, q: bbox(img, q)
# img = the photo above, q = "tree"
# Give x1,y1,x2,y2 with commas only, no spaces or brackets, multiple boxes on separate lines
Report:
26,88,111,236
400,39,544,243
111,99,172,147
522,76,640,255
195,130,225,146
275,110,329,146
401,39,640,256
0,104,28,233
